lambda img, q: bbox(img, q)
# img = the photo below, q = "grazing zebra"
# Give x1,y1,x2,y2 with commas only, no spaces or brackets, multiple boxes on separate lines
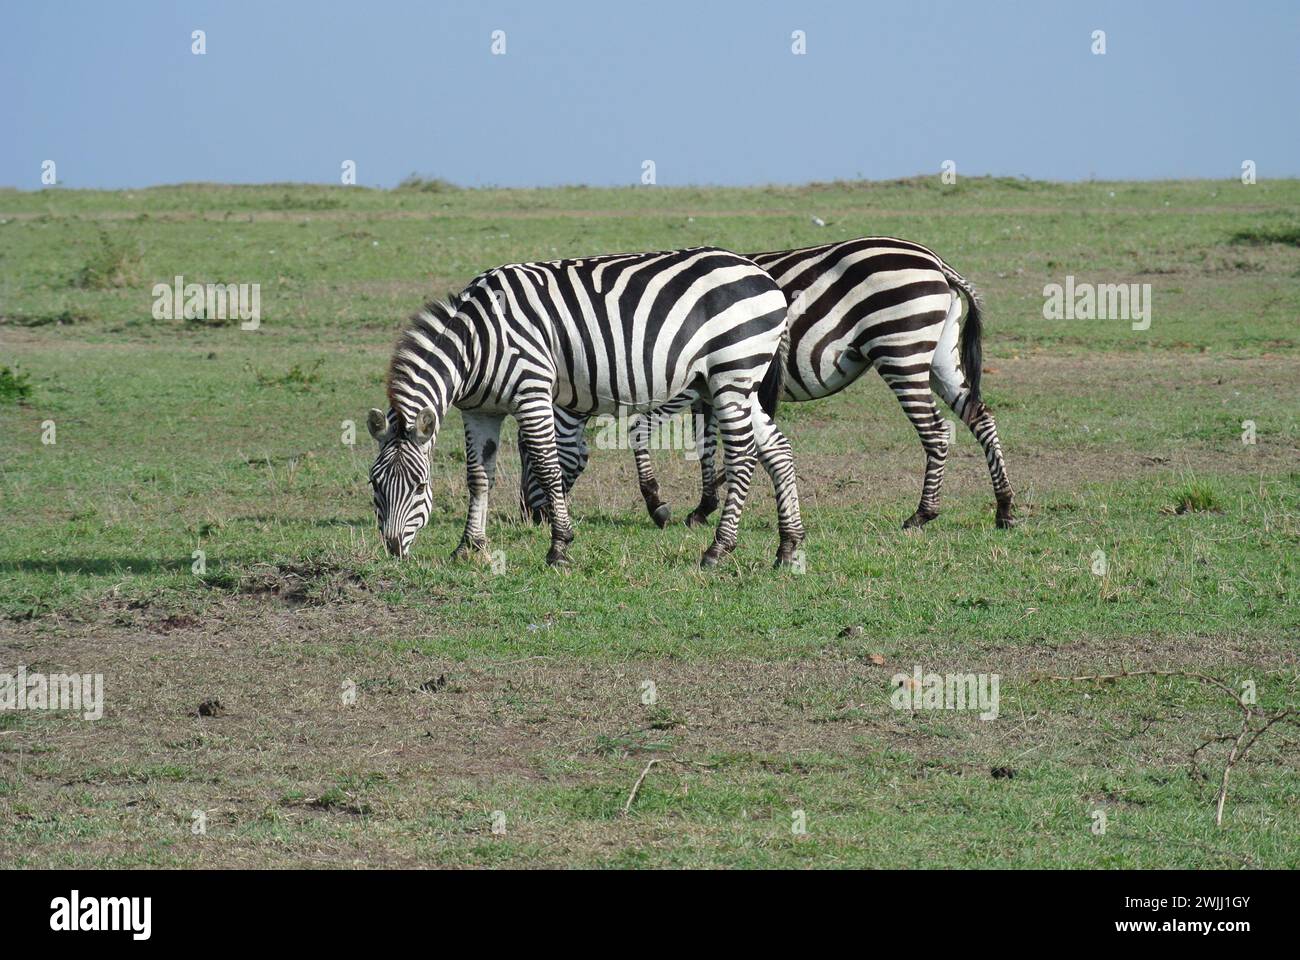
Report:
520,237,1015,530
367,246,804,568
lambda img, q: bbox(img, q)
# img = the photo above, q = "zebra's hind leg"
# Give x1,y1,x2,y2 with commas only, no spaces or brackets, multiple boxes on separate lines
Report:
884,376,950,530
974,404,1016,528
454,412,505,560
630,413,672,528
937,387,1016,528
518,407,589,525
515,396,576,566
930,323,1016,529
752,400,805,568
516,431,547,524
700,393,759,568
685,405,722,528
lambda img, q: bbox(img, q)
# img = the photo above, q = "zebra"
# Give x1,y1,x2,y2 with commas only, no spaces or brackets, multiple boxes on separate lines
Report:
520,236,1015,531
366,246,805,568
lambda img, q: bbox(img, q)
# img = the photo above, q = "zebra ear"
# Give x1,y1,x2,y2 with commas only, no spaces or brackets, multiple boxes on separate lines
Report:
366,408,391,443
411,405,438,445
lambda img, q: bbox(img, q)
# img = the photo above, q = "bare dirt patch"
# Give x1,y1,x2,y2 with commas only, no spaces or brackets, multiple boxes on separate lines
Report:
1,601,1294,866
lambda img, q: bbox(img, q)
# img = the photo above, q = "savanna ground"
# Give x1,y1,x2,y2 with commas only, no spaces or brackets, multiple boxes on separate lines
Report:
0,177,1297,868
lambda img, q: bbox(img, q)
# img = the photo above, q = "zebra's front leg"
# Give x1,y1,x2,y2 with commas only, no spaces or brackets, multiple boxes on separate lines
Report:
701,395,758,568
630,413,671,528
515,397,575,566
685,405,721,528
453,412,505,561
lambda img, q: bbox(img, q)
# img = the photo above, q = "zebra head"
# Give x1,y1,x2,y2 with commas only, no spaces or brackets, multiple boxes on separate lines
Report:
367,406,437,557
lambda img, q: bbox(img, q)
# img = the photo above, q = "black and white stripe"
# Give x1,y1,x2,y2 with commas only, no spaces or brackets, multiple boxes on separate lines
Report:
368,246,804,566
523,237,1014,530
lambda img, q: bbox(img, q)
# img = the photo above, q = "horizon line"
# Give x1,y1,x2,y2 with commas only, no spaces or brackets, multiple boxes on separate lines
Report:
1,173,1289,194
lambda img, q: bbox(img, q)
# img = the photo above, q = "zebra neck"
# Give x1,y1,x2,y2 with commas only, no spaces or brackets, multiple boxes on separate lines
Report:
388,310,473,438
392,374,457,444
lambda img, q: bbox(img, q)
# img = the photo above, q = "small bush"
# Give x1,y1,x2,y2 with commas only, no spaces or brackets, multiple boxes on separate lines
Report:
395,174,459,193
266,191,342,211
1170,481,1223,514
0,309,90,328
1229,225,1300,248
254,360,324,391
185,309,238,329
75,229,141,289
0,366,33,404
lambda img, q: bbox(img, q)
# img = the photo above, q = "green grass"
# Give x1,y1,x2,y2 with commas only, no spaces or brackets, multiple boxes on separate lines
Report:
1169,479,1225,515
1230,224,1300,248
0,365,33,404
0,177,1297,868
72,227,142,290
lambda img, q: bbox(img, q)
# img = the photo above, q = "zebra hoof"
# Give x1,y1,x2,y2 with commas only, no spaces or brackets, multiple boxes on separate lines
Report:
650,504,672,529
995,498,1016,529
700,543,732,568
684,512,709,528
773,540,804,569
902,510,937,530
545,546,570,567
451,541,486,562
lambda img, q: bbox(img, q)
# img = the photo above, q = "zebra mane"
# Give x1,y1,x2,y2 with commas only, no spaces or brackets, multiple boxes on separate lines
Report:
385,293,466,415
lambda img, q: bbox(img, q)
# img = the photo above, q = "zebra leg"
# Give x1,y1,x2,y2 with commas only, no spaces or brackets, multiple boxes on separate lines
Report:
884,375,950,530
517,430,546,524
515,397,576,566
685,405,722,528
453,411,505,560
631,394,704,528
629,413,672,528
555,407,589,497
969,403,1015,528
518,408,589,525
930,306,1016,529
565,416,590,523
752,400,805,568
934,385,1016,529
701,393,759,568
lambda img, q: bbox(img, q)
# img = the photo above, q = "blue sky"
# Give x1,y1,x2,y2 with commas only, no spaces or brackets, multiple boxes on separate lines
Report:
2,0,1297,189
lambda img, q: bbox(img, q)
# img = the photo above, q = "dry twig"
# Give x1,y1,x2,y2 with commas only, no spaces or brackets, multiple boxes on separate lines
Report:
622,759,661,817
1036,667,1298,826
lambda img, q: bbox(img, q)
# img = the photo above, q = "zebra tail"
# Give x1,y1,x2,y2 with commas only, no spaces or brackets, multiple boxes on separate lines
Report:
942,264,984,410
757,327,790,418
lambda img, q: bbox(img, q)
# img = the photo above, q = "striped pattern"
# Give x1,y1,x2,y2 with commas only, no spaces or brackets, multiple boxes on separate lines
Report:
368,408,435,557
524,237,1014,530
369,246,805,566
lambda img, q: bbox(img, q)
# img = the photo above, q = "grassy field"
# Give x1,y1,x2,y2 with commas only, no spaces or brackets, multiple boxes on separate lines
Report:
1,177,1297,868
